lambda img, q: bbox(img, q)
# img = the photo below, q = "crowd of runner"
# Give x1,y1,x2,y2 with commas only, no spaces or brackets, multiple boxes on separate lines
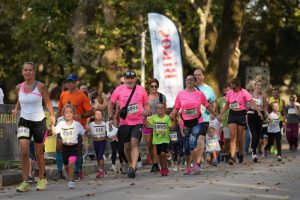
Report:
12,62,299,191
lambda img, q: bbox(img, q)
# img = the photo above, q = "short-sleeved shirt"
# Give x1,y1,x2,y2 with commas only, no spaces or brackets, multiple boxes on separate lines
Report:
88,121,107,139
268,112,281,133
196,84,216,122
55,120,85,144
269,97,285,121
149,93,167,115
148,114,172,145
205,135,221,152
285,105,299,124
110,84,148,125
58,90,92,126
174,90,209,124
225,89,252,111
217,96,229,127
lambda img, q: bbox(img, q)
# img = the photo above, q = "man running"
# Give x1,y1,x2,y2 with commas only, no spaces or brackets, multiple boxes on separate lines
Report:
108,70,151,178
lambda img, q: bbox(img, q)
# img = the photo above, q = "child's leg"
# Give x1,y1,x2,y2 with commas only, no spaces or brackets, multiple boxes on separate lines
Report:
264,133,274,151
96,140,106,170
206,153,212,164
68,156,77,181
160,152,167,169
212,150,217,161
110,141,117,165
64,165,69,179
275,132,282,156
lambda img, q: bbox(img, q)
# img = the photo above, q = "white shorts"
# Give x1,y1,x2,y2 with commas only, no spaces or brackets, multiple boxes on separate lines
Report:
223,127,230,139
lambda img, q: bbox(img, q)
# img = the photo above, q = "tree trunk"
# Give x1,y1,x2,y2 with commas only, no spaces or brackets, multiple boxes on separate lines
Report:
206,0,247,96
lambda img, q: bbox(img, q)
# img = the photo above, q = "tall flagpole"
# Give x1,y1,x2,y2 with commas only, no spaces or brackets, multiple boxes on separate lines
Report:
141,31,146,87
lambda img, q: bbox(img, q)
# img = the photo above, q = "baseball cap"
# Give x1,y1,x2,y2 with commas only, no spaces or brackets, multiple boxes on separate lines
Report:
66,74,78,81
124,70,136,78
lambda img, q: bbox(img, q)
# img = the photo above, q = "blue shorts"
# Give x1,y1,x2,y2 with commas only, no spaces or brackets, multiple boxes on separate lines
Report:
183,123,207,156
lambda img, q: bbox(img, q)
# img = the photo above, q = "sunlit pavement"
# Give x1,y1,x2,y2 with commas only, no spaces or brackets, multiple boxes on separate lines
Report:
1,150,299,200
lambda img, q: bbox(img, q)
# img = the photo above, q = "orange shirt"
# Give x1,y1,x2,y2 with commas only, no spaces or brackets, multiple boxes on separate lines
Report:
58,90,92,126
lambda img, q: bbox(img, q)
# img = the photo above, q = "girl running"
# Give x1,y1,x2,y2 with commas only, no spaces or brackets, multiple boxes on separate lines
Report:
205,127,221,166
264,102,282,161
52,104,85,189
144,102,175,176
86,109,107,178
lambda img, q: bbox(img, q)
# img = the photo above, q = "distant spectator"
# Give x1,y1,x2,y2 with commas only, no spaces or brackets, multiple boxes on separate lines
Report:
80,85,88,94
0,87,4,104
49,86,62,108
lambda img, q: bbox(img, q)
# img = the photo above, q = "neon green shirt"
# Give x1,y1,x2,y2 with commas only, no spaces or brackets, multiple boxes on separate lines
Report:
217,96,229,127
149,114,172,145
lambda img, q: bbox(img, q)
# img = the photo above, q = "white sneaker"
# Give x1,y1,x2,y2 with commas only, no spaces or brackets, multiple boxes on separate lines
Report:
110,164,117,172
172,166,179,172
137,161,142,169
68,181,75,189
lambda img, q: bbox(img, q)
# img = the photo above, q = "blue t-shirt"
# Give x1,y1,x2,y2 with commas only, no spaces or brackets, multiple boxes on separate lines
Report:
196,84,216,122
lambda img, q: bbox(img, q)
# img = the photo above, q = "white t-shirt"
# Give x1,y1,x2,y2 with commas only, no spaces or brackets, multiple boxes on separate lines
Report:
55,120,85,144
88,121,107,139
268,112,281,133
0,88,4,104
206,135,221,152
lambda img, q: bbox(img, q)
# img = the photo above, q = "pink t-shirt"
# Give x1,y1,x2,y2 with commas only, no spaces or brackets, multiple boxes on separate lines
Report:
225,88,252,110
110,84,148,125
174,90,209,123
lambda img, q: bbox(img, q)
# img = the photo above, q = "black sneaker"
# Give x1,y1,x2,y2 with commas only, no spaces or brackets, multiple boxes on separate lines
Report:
239,155,244,164
52,171,66,181
252,153,258,163
225,155,229,163
150,164,160,173
228,156,235,165
127,167,136,178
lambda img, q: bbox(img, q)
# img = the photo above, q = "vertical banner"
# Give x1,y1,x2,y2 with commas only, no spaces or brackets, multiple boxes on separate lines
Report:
148,13,184,108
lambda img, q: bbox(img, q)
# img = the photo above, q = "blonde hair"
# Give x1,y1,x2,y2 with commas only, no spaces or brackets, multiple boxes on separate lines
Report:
62,104,75,115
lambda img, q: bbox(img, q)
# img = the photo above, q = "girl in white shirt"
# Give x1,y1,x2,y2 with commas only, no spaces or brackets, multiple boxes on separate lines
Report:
264,102,282,161
52,104,85,189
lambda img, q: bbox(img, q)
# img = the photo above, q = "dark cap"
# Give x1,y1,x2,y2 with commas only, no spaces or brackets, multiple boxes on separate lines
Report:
66,74,78,81
124,70,136,78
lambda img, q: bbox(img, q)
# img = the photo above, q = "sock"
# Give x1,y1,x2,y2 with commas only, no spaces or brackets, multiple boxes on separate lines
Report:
56,152,63,172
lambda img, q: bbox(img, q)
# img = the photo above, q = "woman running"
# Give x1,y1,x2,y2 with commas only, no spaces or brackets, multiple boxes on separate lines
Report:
218,78,262,165
13,62,55,192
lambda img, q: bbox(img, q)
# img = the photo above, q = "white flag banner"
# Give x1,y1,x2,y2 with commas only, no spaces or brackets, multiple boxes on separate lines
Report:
148,13,184,108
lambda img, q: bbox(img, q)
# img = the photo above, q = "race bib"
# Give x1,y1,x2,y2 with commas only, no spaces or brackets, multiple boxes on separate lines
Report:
200,105,206,114
17,126,30,138
184,108,197,117
253,98,262,106
92,126,106,138
229,102,239,110
61,128,76,142
169,131,178,142
154,123,167,134
288,108,296,114
127,103,139,114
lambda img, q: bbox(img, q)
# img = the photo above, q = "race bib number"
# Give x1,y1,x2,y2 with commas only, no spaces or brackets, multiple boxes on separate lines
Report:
17,126,30,138
92,126,106,138
200,105,206,114
61,128,75,142
253,98,262,106
184,108,197,117
288,108,296,114
169,131,178,142
229,102,239,110
154,123,167,134
127,103,138,114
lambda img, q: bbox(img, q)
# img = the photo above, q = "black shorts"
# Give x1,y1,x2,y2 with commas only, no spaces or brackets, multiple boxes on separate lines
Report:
62,144,78,165
156,143,169,155
261,125,268,139
17,117,47,143
228,110,246,126
118,124,143,144
200,122,209,136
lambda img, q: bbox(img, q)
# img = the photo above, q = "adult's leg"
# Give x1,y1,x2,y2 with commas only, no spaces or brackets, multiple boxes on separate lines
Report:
228,123,238,159
19,139,30,181
34,142,46,179
237,125,245,157
130,138,139,169
110,141,117,165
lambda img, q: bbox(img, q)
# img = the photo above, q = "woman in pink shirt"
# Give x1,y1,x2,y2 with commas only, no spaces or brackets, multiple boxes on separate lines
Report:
170,75,216,175
218,78,262,165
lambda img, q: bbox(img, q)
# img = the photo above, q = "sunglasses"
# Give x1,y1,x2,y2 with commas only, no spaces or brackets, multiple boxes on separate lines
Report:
67,80,76,84
125,71,135,77
185,78,195,82
150,85,158,88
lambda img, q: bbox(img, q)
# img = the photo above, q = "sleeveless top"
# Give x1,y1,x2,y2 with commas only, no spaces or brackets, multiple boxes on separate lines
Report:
19,82,45,121
248,94,263,112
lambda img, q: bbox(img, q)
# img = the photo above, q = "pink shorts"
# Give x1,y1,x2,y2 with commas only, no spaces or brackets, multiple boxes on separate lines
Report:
143,127,153,135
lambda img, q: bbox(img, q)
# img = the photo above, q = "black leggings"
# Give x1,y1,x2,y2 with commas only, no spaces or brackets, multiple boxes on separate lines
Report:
264,132,282,156
247,111,262,154
110,141,127,165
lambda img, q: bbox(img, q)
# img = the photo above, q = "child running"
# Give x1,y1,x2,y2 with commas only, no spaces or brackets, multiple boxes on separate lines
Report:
86,109,107,178
144,102,175,176
51,104,85,189
205,127,221,166
264,102,282,161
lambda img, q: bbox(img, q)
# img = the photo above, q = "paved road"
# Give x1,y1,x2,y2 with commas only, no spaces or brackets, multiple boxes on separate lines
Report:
1,151,299,200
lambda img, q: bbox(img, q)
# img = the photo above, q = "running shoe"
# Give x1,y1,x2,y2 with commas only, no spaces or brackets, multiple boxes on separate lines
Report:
73,173,80,182
127,167,136,178
164,168,169,176
36,179,47,191
228,157,234,165
110,164,117,172
238,155,244,164
68,181,75,189
52,171,66,181
16,181,30,192
96,169,104,178
28,176,35,184
212,160,218,166
183,166,191,175
150,164,160,173
252,153,258,163
277,155,282,162
159,168,165,176
120,163,128,174
193,163,201,175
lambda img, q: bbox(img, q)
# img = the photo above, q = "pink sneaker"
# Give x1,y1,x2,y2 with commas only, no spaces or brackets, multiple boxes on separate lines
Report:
96,169,104,178
183,166,191,175
193,163,201,175
164,168,169,176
